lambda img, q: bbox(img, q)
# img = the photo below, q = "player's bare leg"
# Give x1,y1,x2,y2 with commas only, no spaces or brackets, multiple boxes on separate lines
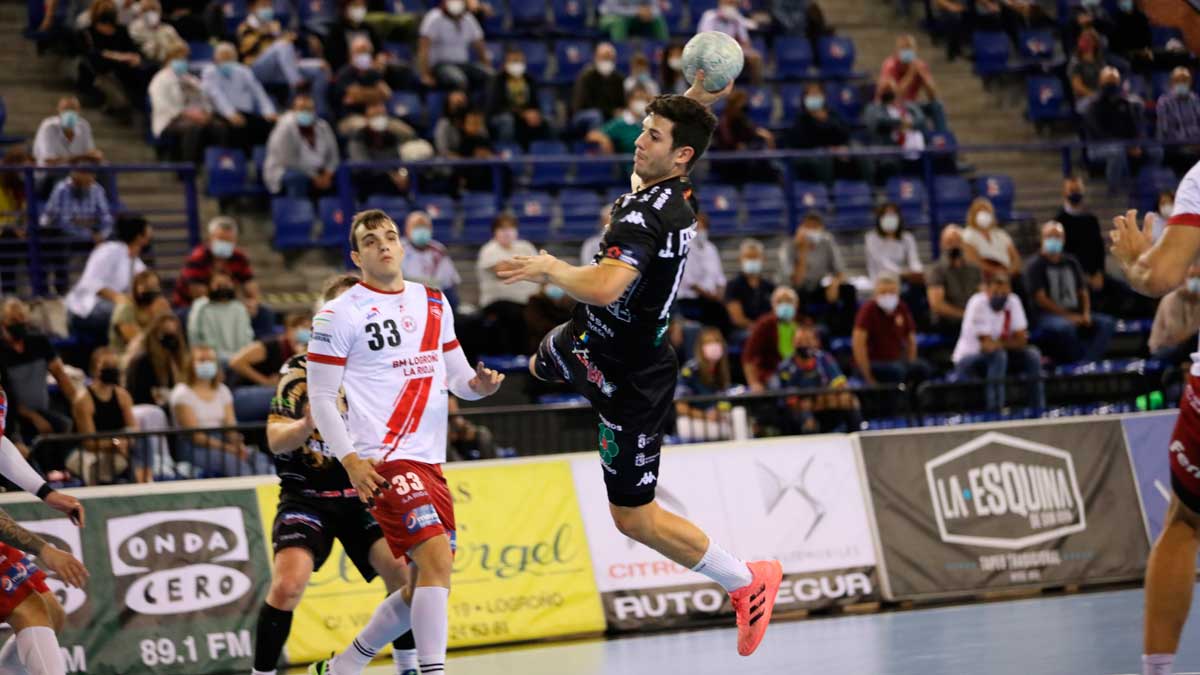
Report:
368,539,419,674
253,547,314,675
0,593,66,675
1143,495,1200,675
407,535,453,675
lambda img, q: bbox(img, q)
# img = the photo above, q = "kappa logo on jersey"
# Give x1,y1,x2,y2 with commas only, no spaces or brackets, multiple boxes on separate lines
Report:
598,425,620,465
635,472,657,487
620,211,647,227
404,504,442,533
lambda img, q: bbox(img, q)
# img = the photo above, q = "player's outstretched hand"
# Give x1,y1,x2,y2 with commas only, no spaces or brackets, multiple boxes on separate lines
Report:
343,453,389,505
45,491,84,527
469,361,505,397
1110,208,1153,267
39,545,88,589
495,250,559,285
684,69,735,108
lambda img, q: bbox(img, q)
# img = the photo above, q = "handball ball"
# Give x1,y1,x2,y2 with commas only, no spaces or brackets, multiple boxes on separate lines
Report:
682,31,745,92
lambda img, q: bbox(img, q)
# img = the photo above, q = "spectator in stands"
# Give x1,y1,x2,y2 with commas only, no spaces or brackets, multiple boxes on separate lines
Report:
1157,67,1200,177
524,284,576,353
125,312,189,408
1148,190,1176,243
1149,264,1200,367
774,322,861,434
598,0,668,42
952,272,1043,411
1065,2,1113,59
572,43,626,132
579,207,610,265
39,158,113,244
962,197,1020,275
1107,0,1152,69
487,46,554,149
401,211,461,308
109,269,170,353
625,53,660,97
1068,29,1108,103
128,0,184,63
0,150,30,295
1084,66,1156,192
876,34,946,133
786,82,867,183
202,42,278,154
726,238,776,334
742,286,801,392
1054,175,1108,293
697,0,764,83
263,93,340,198
238,0,330,115
68,346,138,484
432,91,495,190
585,84,652,159
780,212,856,334
417,0,491,92
476,213,538,354
677,213,731,335
713,88,776,183
852,272,932,388
84,0,154,112
150,43,229,164
675,327,735,442
926,224,982,336
931,0,966,62
32,97,103,188
159,0,207,42
1023,220,1115,363
0,298,77,447
865,203,923,283
228,313,309,387
863,80,927,178
331,36,392,132
171,343,270,477
186,272,254,363
65,215,150,337
175,216,261,315
346,101,418,198
803,2,834,52
322,0,385,74
659,43,687,96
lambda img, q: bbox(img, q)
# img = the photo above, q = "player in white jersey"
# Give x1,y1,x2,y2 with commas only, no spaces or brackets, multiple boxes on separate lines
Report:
306,210,504,675
1110,159,1200,675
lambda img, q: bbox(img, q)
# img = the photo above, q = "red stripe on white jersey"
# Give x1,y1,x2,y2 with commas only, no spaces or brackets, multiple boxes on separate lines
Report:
419,288,445,352
442,339,460,352
383,377,433,461
307,352,347,366
1168,213,1200,228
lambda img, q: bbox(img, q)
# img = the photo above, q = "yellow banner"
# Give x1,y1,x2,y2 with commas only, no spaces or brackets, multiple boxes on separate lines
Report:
258,460,605,664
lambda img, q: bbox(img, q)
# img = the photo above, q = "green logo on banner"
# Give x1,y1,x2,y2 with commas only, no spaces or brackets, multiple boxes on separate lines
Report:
598,425,620,465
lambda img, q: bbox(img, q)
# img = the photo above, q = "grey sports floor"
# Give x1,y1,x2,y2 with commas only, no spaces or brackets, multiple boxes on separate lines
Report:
289,588,1199,675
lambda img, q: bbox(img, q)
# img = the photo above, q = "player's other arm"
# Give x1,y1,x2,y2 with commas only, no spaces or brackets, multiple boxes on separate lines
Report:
0,507,88,588
498,255,639,307
1112,208,1200,297
0,436,84,526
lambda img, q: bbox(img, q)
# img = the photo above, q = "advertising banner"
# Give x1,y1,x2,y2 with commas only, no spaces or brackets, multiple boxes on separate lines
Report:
859,419,1148,600
1,484,271,674
1122,412,1179,548
572,437,879,631
274,460,605,664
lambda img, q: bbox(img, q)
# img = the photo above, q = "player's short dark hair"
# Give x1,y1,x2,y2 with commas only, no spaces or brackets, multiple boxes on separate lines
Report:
321,273,359,301
646,95,717,172
349,209,398,252
491,212,517,233
115,215,149,244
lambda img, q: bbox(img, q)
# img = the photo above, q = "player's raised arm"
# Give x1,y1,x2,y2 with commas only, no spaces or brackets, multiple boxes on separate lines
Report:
496,252,639,307
440,303,505,400
1112,165,1200,296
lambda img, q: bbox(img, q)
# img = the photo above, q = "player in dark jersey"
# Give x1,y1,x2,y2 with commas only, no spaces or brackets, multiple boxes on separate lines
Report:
496,71,784,657
251,274,418,675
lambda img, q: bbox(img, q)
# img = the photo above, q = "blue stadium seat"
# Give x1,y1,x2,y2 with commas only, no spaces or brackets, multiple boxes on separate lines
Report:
885,177,928,226
974,174,1016,222
204,147,249,198
830,179,873,230
509,191,554,237
933,175,972,225
383,41,413,62
778,83,805,122
485,41,504,68
317,197,349,247
388,91,425,130
1027,75,1071,125
416,195,455,230
460,190,499,232
271,198,315,249
296,0,336,22
1016,28,1059,67
660,0,687,34
528,140,570,189
699,184,741,235
604,186,630,207
1151,26,1183,49
792,181,831,216
744,86,774,127
554,40,591,84
560,189,605,237
571,141,617,187
0,97,21,145
824,81,863,123
926,130,958,174
817,36,856,78
233,386,275,426
742,183,786,232
971,31,1011,77
188,41,214,63
551,0,588,33
251,144,267,185
509,0,547,27
774,36,812,78
1135,166,1178,213
613,42,635,74
516,40,550,81
1151,71,1172,100
365,195,412,224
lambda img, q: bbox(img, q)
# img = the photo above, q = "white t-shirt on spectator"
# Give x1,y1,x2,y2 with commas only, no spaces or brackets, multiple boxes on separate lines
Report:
476,239,538,307
865,230,923,280
169,382,234,428
963,226,1015,268
65,242,147,318
419,8,484,66
952,291,1028,364
401,238,461,291
32,116,96,165
678,236,726,300
695,9,752,43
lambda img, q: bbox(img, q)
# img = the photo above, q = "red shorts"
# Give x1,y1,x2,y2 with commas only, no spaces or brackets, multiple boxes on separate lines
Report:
0,543,49,619
371,460,456,559
1170,373,1200,513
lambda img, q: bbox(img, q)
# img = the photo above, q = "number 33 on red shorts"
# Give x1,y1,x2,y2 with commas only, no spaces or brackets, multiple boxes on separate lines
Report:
371,460,458,558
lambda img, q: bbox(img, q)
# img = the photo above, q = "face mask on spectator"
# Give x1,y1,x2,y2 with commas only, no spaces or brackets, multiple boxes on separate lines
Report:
975,211,994,229
347,5,366,22
595,59,615,77
195,360,219,381
352,52,373,70
211,239,235,258
505,61,526,78
879,213,900,233
545,285,565,300
1066,191,1084,205
774,302,796,322
160,333,181,351
669,56,682,71
1101,82,1120,97
59,110,78,129
1176,83,1191,97
989,294,1008,312
136,289,161,306
880,90,896,105
1188,277,1200,295
210,286,236,302
719,4,739,19
218,61,235,77
170,59,189,76
143,10,160,25
804,95,824,111
1081,0,1100,8
899,48,916,64
99,366,121,385
410,227,432,246
1161,201,1174,217
1118,0,1134,11
495,227,517,246
96,10,117,24
701,341,724,362
445,0,465,15
369,114,389,132
296,110,315,127
741,258,763,275
255,7,274,22
630,99,648,117
875,292,899,313
4,322,27,342
1042,237,1064,255
293,329,311,345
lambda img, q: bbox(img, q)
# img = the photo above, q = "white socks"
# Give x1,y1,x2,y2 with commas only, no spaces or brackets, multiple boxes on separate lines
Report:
412,587,449,675
393,648,419,673
0,635,21,674
1143,653,1174,675
691,541,753,592
331,592,412,675
16,627,65,675
251,670,277,675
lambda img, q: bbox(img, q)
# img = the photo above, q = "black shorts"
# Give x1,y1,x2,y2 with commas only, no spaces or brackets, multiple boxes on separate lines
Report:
535,322,676,507
272,494,385,581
